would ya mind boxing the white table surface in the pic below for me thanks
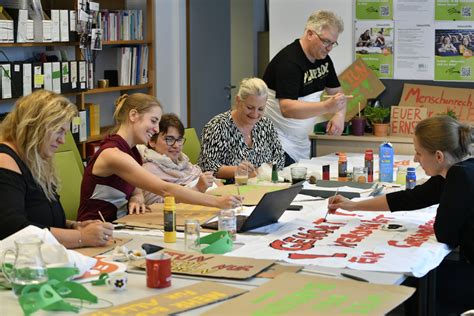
[1,231,406,315]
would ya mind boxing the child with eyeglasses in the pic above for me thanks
[137,113,220,204]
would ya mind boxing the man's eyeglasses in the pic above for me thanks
[164,136,186,146]
[315,32,338,48]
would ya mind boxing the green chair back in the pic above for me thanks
[182,128,201,165]
[54,132,84,220]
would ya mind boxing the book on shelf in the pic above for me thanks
[0,7,14,43]
[85,103,100,137]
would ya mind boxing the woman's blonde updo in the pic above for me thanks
[111,93,162,133]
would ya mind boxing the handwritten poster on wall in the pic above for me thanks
[229,209,450,277]
[390,106,428,136]
[399,83,474,123]
[204,273,415,316]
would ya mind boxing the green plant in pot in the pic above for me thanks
[363,105,390,137]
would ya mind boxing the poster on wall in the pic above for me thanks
[435,0,474,21]
[394,0,435,21]
[434,22,474,81]
[399,84,474,124]
[355,20,395,78]
[394,22,435,80]
[356,0,393,20]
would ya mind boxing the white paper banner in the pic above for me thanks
[230,207,450,277]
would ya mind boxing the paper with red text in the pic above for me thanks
[229,207,450,277]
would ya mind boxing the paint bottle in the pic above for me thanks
[163,196,176,243]
[379,142,394,182]
[271,162,278,183]
[338,152,348,182]
[364,149,374,182]
[406,167,416,190]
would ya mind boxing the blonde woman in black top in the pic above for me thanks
[0,90,113,247]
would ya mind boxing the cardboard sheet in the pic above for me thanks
[132,249,275,280]
[114,203,220,229]
[399,84,474,124]
[203,272,415,316]
[390,105,428,136]
[256,263,303,279]
[74,237,131,257]
[208,184,288,205]
[85,281,247,316]
[337,58,386,122]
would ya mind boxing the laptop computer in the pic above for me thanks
[202,183,303,232]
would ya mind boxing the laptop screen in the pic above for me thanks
[239,184,302,232]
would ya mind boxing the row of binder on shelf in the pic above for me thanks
[101,9,143,42]
[0,7,76,43]
[72,103,101,143]
[0,60,88,100]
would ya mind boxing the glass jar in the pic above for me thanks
[396,167,407,185]
[352,167,368,183]
[218,209,236,240]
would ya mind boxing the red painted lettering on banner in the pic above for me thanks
[334,222,382,248]
[361,214,395,224]
[388,219,434,248]
[288,253,348,260]
[349,251,385,264]
[270,223,345,251]
[270,237,316,251]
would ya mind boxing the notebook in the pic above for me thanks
[202,183,303,232]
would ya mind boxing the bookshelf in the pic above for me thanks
[0,0,155,160]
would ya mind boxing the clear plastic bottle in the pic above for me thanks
[218,209,236,240]
[406,167,416,190]
[163,196,176,243]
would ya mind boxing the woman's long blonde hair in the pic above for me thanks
[0,90,77,200]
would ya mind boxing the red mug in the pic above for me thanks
[146,253,172,288]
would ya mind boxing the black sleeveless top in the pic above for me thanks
[0,144,66,239]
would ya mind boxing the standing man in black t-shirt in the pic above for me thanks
[263,10,347,165]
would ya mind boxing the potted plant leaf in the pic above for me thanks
[363,105,391,137]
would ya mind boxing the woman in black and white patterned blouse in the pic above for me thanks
[198,77,285,181]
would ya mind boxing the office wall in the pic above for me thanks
[268,0,473,109]
[155,0,187,122]
[269,0,354,75]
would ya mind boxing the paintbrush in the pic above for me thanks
[323,188,339,222]
[98,211,116,243]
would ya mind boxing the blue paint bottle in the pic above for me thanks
[379,142,394,182]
